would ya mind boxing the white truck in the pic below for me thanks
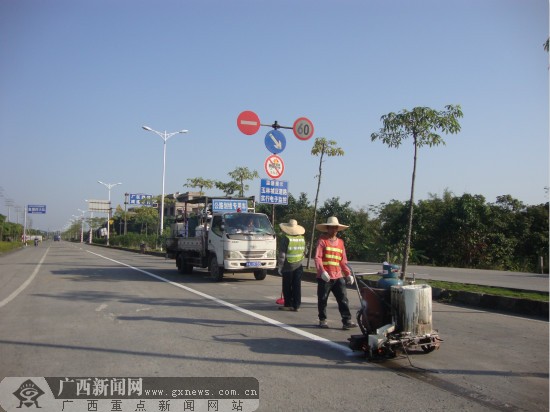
[165,195,277,281]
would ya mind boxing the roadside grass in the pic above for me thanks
[303,268,549,303]
[0,241,24,254]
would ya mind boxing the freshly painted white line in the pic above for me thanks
[95,303,108,312]
[0,248,50,309]
[86,249,353,354]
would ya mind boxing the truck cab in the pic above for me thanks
[209,212,276,280]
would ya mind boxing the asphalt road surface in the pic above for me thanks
[347,261,549,292]
[1,241,548,412]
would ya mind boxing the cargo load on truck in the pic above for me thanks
[165,194,277,281]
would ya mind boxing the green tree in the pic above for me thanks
[414,189,455,265]
[227,166,259,197]
[133,207,158,235]
[306,138,345,268]
[215,180,241,196]
[184,177,215,195]
[442,194,490,267]
[371,105,463,279]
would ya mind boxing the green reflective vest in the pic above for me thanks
[285,235,305,263]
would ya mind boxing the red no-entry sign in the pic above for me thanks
[237,111,261,135]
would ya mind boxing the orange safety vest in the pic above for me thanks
[321,240,344,269]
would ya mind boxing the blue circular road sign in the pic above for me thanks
[264,129,286,154]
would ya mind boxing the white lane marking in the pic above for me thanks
[86,250,353,354]
[0,248,50,309]
[95,304,108,312]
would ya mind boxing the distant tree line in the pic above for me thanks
[256,190,548,274]
[0,214,46,242]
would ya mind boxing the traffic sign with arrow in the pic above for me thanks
[264,129,286,154]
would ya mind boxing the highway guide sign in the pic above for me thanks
[264,129,286,154]
[260,179,288,205]
[129,193,153,206]
[293,117,314,140]
[264,154,285,179]
[27,205,46,214]
[237,110,261,135]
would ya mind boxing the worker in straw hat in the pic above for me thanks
[277,219,306,312]
[314,216,357,329]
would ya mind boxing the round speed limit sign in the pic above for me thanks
[293,117,314,141]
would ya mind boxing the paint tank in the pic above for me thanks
[391,284,433,335]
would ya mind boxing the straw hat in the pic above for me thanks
[279,219,305,236]
[316,216,349,232]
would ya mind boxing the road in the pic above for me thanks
[348,261,549,292]
[0,242,548,412]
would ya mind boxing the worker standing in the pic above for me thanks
[314,216,357,329]
[277,219,306,312]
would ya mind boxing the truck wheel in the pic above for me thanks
[177,255,193,274]
[176,255,185,273]
[254,270,267,280]
[209,256,224,282]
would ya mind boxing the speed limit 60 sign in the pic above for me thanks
[293,117,314,141]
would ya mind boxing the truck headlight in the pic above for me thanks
[224,250,242,259]
[265,250,276,259]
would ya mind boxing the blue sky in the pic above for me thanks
[0,0,548,232]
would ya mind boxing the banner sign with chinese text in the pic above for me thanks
[259,179,288,205]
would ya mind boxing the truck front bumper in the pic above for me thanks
[224,260,276,271]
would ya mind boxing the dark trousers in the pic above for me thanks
[282,266,303,309]
[317,277,352,324]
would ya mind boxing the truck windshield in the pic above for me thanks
[224,213,275,235]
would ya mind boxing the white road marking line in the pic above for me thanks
[95,304,108,312]
[86,250,353,354]
[0,248,50,309]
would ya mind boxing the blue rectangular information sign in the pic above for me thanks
[27,205,46,214]
[212,199,248,213]
[129,193,153,206]
[259,179,288,205]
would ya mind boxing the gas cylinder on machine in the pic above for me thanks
[377,262,403,289]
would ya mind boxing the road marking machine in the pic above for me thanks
[348,264,443,359]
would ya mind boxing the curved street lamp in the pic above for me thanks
[142,125,189,236]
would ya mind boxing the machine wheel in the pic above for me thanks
[254,269,267,280]
[356,309,369,336]
[421,344,437,353]
[209,256,224,282]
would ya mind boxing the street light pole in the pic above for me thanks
[97,181,122,246]
[142,126,189,236]
[123,193,130,235]
[77,208,88,243]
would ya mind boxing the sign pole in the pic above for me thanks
[23,206,27,246]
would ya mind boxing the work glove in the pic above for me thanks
[277,268,283,276]
[321,271,330,282]
[346,275,355,286]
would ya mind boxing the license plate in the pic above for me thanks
[245,262,262,267]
